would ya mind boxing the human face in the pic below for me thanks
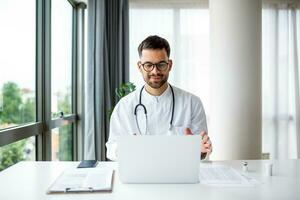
[138,49,172,89]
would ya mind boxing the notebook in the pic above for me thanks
[118,135,201,183]
[47,167,114,193]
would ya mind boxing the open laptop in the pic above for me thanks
[117,135,201,184]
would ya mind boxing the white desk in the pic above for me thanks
[0,160,299,200]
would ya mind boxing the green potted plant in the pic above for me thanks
[109,82,136,118]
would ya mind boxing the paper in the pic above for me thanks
[47,168,114,193]
[199,164,259,187]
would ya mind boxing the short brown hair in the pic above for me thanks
[138,35,171,58]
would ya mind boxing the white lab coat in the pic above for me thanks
[106,84,208,161]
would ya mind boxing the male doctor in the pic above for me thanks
[106,35,212,161]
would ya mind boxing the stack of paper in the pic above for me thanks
[199,164,259,187]
[47,168,114,193]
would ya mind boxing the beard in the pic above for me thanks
[144,73,169,89]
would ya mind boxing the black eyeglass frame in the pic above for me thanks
[140,61,170,72]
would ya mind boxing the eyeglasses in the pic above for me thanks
[140,61,169,72]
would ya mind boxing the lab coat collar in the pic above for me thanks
[142,84,172,103]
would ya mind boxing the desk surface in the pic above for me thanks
[0,159,299,200]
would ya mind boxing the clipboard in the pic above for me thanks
[47,167,114,194]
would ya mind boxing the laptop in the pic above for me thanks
[117,135,201,184]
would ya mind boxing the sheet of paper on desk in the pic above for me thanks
[47,168,114,193]
[199,164,259,187]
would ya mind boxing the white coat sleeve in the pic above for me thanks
[190,97,208,134]
[191,97,209,161]
[106,103,123,161]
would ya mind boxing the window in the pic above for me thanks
[50,0,75,161]
[51,0,73,118]
[0,0,36,171]
[262,3,300,159]
[0,90,3,112]
[51,125,73,161]
[0,0,86,170]
[0,0,36,129]
[0,137,35,171]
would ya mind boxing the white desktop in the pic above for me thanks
[0,159,300,200]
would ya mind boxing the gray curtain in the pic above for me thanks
[85,0,129,160]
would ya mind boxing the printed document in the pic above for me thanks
[199,164,259,187]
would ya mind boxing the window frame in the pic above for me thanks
[0,0,86,163]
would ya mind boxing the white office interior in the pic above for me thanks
[0,0,300,199]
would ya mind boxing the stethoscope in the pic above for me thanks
[134,84,175,135]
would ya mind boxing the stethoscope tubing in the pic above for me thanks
[134,84,175,135]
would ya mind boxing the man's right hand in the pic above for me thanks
[184,128,212,156]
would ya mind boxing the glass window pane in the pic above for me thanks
[51,0,73,118]
[51,125,73,161]
[0,136,36,171]
[0,1,36,129]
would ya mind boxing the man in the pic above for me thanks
[106,35,212,161]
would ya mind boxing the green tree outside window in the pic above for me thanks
[0,82,35,171]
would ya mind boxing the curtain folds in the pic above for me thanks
[85,0,129,160]
[262,2,300,159]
